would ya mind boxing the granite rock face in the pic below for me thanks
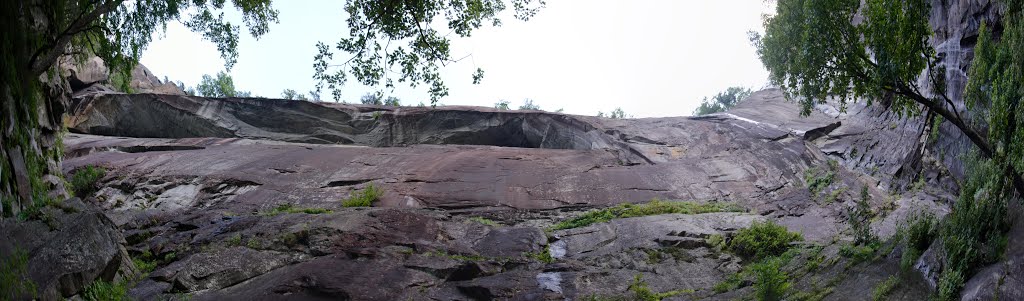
[56,88,955,300]
[31,1,1018,299]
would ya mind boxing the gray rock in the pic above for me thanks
[0,199,131,300]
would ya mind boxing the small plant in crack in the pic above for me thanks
[803,165,836,197]
[342,184,383,207]
[227,233,243,246]
[525,245,554,264]
[467,216,500,227]
[262,203,333,216]
[552,199,744,230]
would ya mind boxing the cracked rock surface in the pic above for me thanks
[50,88,1004,300]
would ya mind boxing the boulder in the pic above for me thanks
[0,199,132,300]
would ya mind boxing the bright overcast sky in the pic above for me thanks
[140,0,775,117]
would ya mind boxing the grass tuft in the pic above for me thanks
[552,199,744,230]
[262,203,333,216]
[70,165,106,197]
[1,248,36,300]
[82,278,129,301]
[341,184,383,207]
[871,275,899,301]
[899,210,936,272]
[803,161,837,196]
[525,245,555,264]
[468,216,499,227]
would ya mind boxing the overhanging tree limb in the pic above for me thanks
[29,0,124,75]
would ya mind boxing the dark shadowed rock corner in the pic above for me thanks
[0,198,134,300]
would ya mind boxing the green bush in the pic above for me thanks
[847,186,876,245]
[729,220,802,260]
[227,234,243,246]
[341,184,383,207]
[899,211,936,272]
[626,275,688,301]
[706,234,726,251]
[803,165,836,196]
[552,200,744,230]
[752,257,790,301]
[937,157,1011,300]
[70,165,106,197]
[82,279,129,301]
[839,243,877,264]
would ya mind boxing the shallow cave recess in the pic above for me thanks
[370,111,616,151]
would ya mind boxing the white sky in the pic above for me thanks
[140,0,774,117]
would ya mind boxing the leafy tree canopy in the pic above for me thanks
[518,99,539,110]
[361,92,382,105]
[494,100,510,110]
[281,89,308,100]
[312,0,546,104]
[756,0,1024,298]
[50,0,277,88]
[598,108,628,119]
[693,87,752,116]
[753,0,1013,167]
[197,71,253,97]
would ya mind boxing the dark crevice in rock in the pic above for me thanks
[803,121,842,141]
[269,168,296,174]
[322,179,377,188]
[117,145,205,153]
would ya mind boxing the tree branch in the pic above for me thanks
[29,0,123,75]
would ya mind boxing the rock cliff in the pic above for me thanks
[51,87,974,300]
[3,1,1020,300]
